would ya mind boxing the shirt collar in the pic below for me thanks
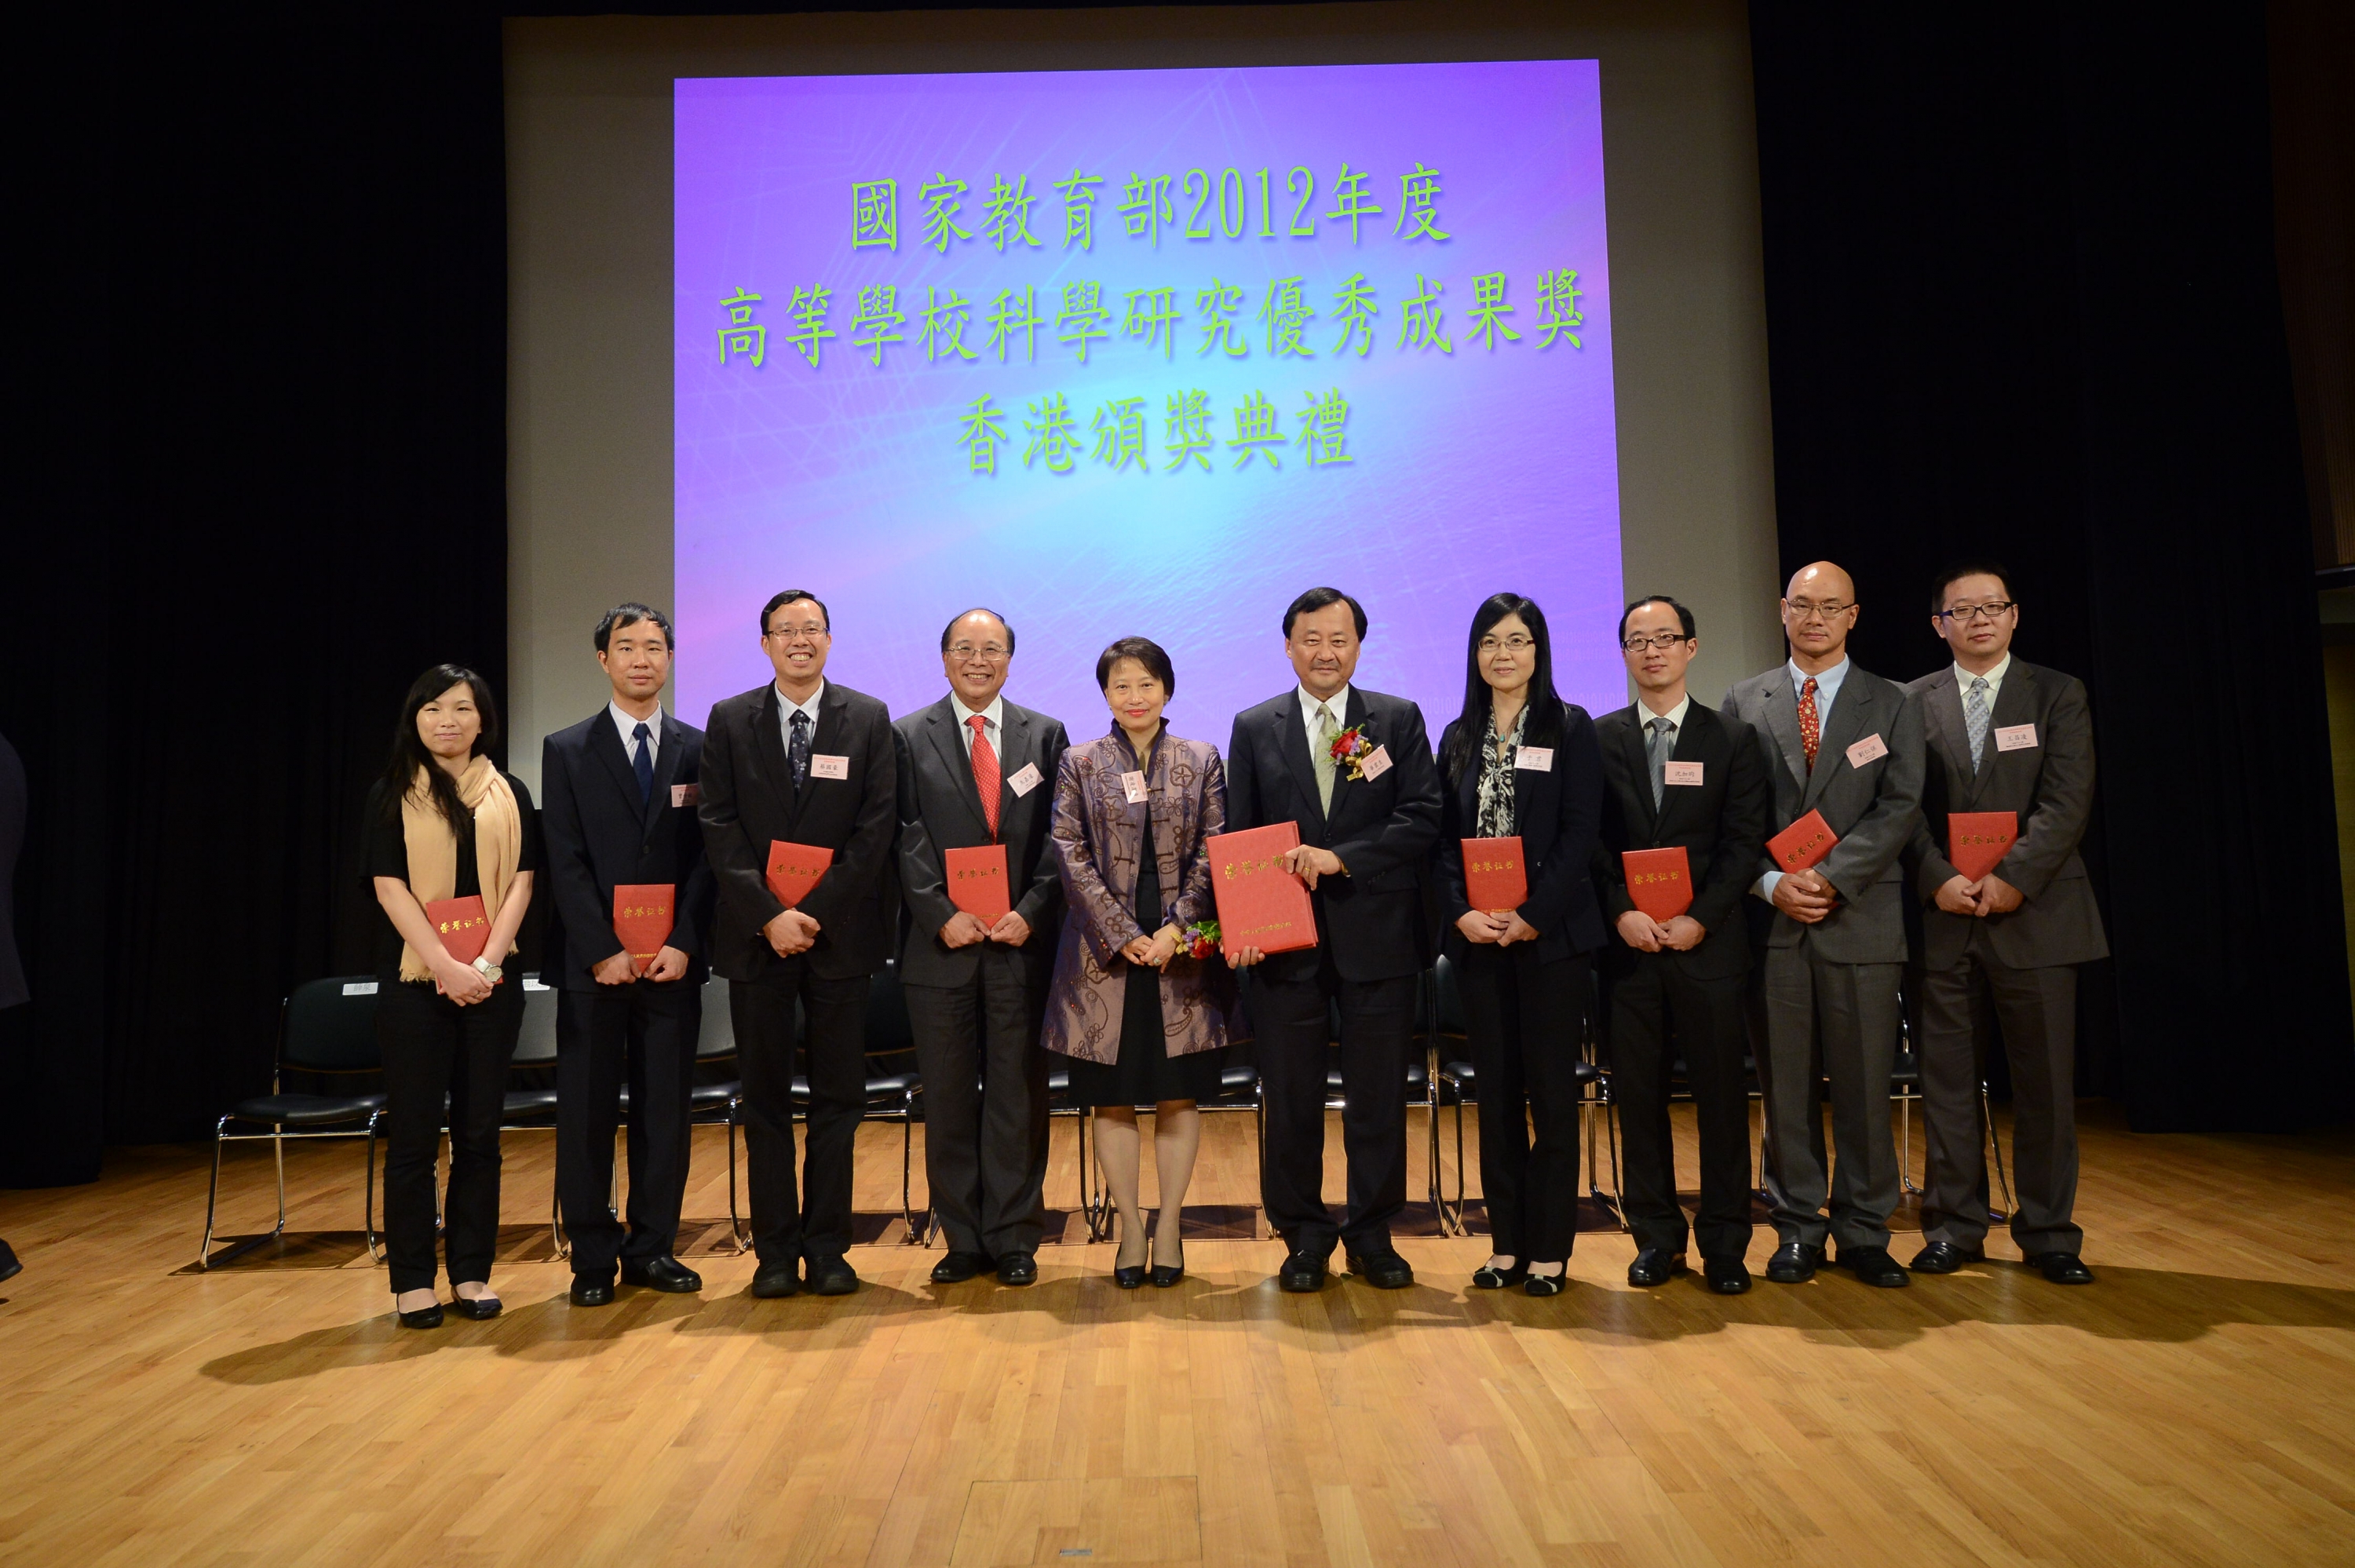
[1787,656,1849,698]
[775,680,827,720]
[1953,654,2011,693]
[952,693,1006,734]
[610,701,662,749]
[1635,691,1692,731]
[1298,684,1353,725]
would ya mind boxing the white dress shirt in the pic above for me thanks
[1755,657,1852,903]
[952,693,1006,759]
[1952,652,2012,705]
[1634,690,1692,733]
[1297,683,1353,744]
[776,680,827,757]
[609,702,663,768]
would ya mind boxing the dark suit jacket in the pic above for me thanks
[893,695,1071,987]
[1591,698,1772,983]
[0,728,24,1009]
[1722,662,1924,965]
[1224,686,1443,983]
[538,708,716,994]
[1903,658,2109,969]
[1434,699,1606,965]
[699,680,897,983]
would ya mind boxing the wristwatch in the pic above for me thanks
[473,955,504,984]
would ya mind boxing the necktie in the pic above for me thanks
[1312,702,1339,812]
[1964,675,1992,770]
[788,708,812,792]
[630,720,654,805]
[968,713,1001,838]
[1797,676,1821,772]
[1647,717,1674,809]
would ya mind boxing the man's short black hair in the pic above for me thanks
[940,607,1016,655]
[1618,595,1697,644]
[1283,586,1367,639]
[594,602,674,654]
[1096,636,1176,698]
[759,590,831,636]
[1928,560,2016,613]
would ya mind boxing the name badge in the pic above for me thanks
[1513,746,1554,771]
[670,782,700,808]
[1360,745,1393,780]
[1846,733,1889,768]
[1120,770,1148,804]
[1007,761,1043,797]
[810,754,850,781]
[1664,760,1705,786]
[1994,724,2038,753]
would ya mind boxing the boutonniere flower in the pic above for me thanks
[1178,918,1221,961]
[1329,722,1375,781]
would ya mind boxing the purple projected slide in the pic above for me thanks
[674,60,1621,741]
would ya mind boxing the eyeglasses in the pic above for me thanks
[947,643,1010,662]
[1784,599,1853,622]
[1620,633,1692,652]
[765,623,828,640]
[1933,600,2015,624]
[1477,634,1535,654]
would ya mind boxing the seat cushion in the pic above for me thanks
[227,1093,385,1128]
[502,1088,562,1121]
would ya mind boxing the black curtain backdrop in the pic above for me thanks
[1749,2,2353,1130]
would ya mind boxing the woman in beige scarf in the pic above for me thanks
[366,665,539,1329]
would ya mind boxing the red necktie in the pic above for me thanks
[968,714,1001,839]
[1797,676,1820,771]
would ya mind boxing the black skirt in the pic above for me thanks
[1065,818,1225,1110]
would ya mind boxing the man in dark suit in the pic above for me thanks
[699,589,897,1298]
[1903,563,2106,1285]
[1226,587,1443,1292]
[1594,596,1771,1294]
[540,603,718,1307]
[1722,561,1924,1289]
[894,608,1069,1288]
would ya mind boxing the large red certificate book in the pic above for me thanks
[1205,822,1318,954]
[765,841,834,910]
[425,895,491,965]
[1947,811,2018,883]
[1765,810,1838,874]
[1460,837,1528,913]
[613,883,675,975]
[1621,847,1693,922]
[944,844,1012,923]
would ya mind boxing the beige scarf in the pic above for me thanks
[399,755,523,982]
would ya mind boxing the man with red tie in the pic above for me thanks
[893,610,1070,1286]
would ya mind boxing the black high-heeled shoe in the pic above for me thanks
[1112,1235,1148,1289]
[396,1301,445,1329]
[449,1294,502,1321]
[1471,1260,1529,1290]
[1149,1236,1185,1288]
[1522,1265,1568,1298]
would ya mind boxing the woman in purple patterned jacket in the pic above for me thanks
[1044,637,1235,1288]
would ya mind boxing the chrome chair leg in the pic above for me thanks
[727,1096,750,1253]
[1983,1083,2014,1220]
[365,1113,385,1264]
[1899,1089,1922,1196]
[197,1116,232,1270]
[272,1126,288,1238]
[901,1106,920,1242]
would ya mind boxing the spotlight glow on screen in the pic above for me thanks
[674,60,1622,741]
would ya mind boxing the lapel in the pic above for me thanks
[1974,662,2038,804]
[926,699,989,839]
[1326,687,1371,826]
[1277,696,1327,830]
[791,684,852,831]
[588,709,646,823]
[1761,672,1809,795]
[1920,669,1968,794]
[1508,702,1546,836]
[1802,668,1870,810]
[998,703,1033,832]
[641,713,686,838]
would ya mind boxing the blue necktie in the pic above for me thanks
[631,721,654,804]
[788,709,812,791]
[1964,676,1991,771]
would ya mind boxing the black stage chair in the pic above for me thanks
[1430,954,1605,1234]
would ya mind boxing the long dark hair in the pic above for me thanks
[378,663,501,830]
[1443,594,1564,785]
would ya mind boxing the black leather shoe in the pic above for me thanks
[449,1294,502,1321]
[1345,1251,1415,1289]
[1627,1248,1688,1288]
[570,1276,616,1307]
[930,1250,993,1284]
[995,1252,1039,1286]
[1277,1249,1329,1293]
[1703,1256,1752,1294]
[1150,1249,1185,1289]
[1909,1241,1986,1274]
[2025,1251,2094,1285]
[1470,1260,1528,1290]
[750,1260,801,1299]
[1112,1263,1147,1289]
[1765,1241,1824,1284]
[1522,1267,1568,1297]
[1837,1245,1911,1288]
[396,1303,445,1329]
[0,1238,21,1284]
[622,1256,703,1293]
[806,1256,860,1296]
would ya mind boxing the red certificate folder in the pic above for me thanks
[765,841,834,909]
[1461,837,1528,913]
[1621,847,1693,922]
[1765,810,1838,874]
[944,844,1012,923]
[1205,822,1318,954]
[1947,811,2018,882]
[613,883,675,975]
[425,895,491,965]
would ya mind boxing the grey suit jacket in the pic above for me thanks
[1903,659,2109,969]
[893,695,1071,988]
[1722,662,1924,965]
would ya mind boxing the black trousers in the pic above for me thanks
[1608,954,1753,1262]
[556,979,700,1279]
[1455,944,1590,1263]
[1254,957,1415,1258]
[732,964,871,1265]
[904,950,1049,1259]
[378,978,523,1294]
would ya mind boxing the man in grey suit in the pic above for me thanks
[894,609,1070,1287]
[1723,561,1924,1288]
[1903,563,2106,1285]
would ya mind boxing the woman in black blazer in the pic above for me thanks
[1435,594,1605,1296]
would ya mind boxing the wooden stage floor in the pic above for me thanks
[2,1103,2353,1566]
